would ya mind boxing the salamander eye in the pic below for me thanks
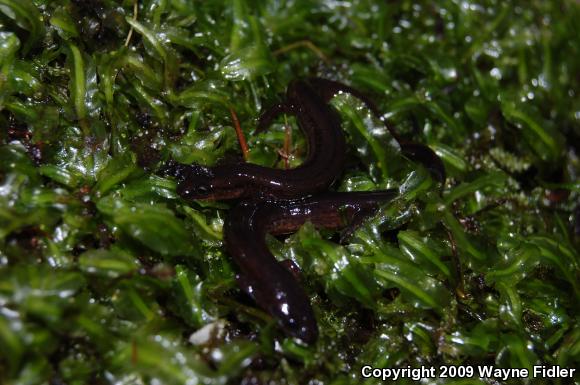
[177,182,212,199]
[196,185,210,195]
[173,163,217,199]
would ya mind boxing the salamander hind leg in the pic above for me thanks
[339,206,380,244]
[400,142,446,183]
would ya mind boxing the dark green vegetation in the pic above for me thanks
[1,0,579,384]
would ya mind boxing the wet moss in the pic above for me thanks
[0,1,578,384]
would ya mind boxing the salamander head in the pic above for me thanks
[173,163,217,200]
[171,163,243,201]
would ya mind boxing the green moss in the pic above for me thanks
[0,1,578,384]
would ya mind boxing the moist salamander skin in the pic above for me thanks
[224,190,397,344]
[172,78,443,342]
[173,78,347,201]
[171,77,445,201]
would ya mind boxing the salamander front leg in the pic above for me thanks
[339,206,379,244]
[400,142,446,183]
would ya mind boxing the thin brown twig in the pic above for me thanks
[229,107,249,161]
[131,339,138,365]
[273,40,330,64]
[124,0,139,47]
[276,115,293,169]
[282,114,291,169]
[446,227,467,300]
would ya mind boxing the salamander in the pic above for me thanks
[169,78,446,342]
[305,78,446,183]
[169,78,444,202]
[224,190,397,343]
[172,79,347,200]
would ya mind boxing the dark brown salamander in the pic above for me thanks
[172,78,347,200]
[224,190,397,343]
[169,79,444,202]
[305,78,446,183]
[170,78,446,342]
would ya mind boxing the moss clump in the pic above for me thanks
[0,1,578,384]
